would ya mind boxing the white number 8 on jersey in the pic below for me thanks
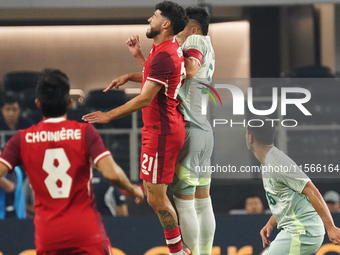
[42,148,72,199]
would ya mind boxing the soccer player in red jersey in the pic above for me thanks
[0,69,144,255]
[82,2,189,254]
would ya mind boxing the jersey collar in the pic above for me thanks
[43,117,67,123]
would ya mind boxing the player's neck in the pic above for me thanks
[253,144,274,165]
[153,33,174,46]
[43,114,67,120]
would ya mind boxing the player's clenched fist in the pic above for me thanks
[126,34,142,58]
[131,185,144,205]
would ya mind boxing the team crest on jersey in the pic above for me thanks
[177,47,183,58]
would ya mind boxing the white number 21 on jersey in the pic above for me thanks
[42,148,72,199]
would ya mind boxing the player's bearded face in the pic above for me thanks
[146,25,161,38]
[146,10,164,39]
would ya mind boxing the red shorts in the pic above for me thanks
[37,240,112,255]
[140,128,185,184]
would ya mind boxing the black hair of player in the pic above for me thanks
[36,69,70,118]
[247,115,276,145]
[185,6,210,35]
[1,92,20,108]
[155,1,189,35]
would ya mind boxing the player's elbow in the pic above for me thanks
[302,181,318,197]
[139,97,152,108]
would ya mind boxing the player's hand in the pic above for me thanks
[104,74,130,92]
[260,224,273,248]
[126,35,142,58]
[131,184,144,205]
[327,226,340,245]
[82,111,111,124]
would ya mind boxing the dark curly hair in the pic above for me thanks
[185,6,210,35]
[155,1,189,35]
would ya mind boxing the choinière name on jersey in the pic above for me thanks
[25,128,81,143]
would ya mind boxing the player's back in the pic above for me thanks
[19,118,106,250]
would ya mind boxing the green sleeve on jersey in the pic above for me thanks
[279,170,310,194]
[182,35,205,55]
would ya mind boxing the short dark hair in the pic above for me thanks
[2,92,20,107]
[185,6,210,35]
[155,1,189,35]
[247,116,276,145]
[36,69,70,118]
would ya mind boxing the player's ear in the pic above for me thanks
[163,20,171,30]
[67,98,72,108]
[35,99,41,109]
[192,27,198,34]
[249,134,254,144]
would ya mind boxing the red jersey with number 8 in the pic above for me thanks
[0,117,111,251]
[142,38,186,135]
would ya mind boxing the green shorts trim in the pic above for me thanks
[171,163,211,195]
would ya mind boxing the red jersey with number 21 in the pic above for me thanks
[0,117,111,251]
[142,38,186,135]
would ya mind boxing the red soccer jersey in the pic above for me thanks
[0,117,111,251]
[142,38,186,135]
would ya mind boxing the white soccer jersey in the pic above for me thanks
[179,34,215,131]
[262,146,324,236]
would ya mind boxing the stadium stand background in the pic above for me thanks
[1,1,340,254]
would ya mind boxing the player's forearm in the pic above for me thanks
[0,177,15,193]
[304,184,335,231]
[127,73,143,83]
[97,156,135,195]
[135,55,146,68]
[108,163,136,196]
[267,215,277,227]
[106,94,150,120]
[109,169,135,195]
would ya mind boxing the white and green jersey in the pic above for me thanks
[262,146,325,236]
[179,34,215,131]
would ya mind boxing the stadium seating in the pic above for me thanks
[85,89,129,110]
[3,71,39,93]
[84,89,132,129]
[289,65,334,78]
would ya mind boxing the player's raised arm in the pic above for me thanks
[126,35,146,67]
[302,181,340,244]
[104,73,143,92]
[96,155,144,204]
[83,80,161,124]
